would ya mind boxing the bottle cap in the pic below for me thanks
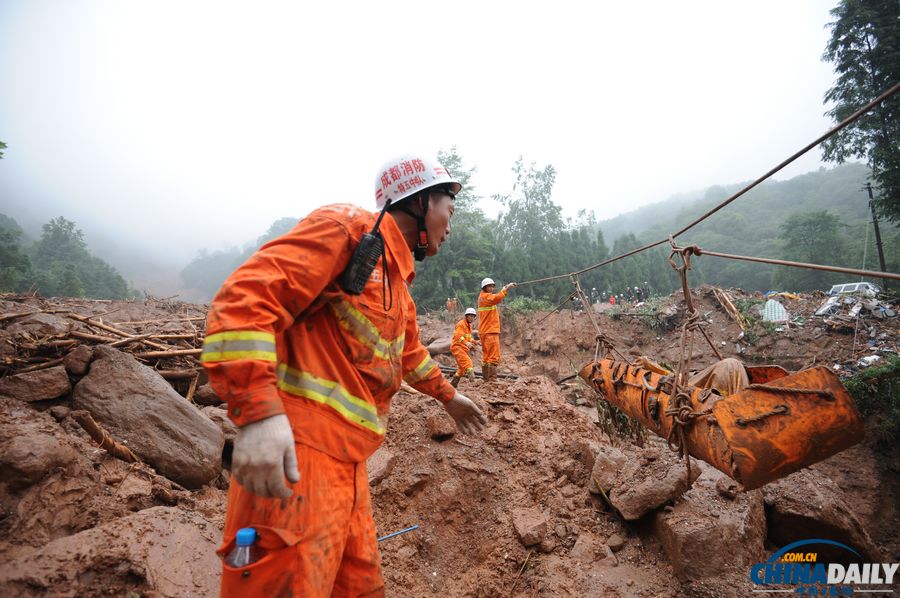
[235,528,257,546]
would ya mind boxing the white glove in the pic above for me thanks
[443,392,488,435]
[231,414,300,499]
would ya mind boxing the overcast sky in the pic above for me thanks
[0,1,839,270]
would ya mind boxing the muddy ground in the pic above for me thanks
[0,288,896,597]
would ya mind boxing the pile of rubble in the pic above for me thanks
[815,293,896,325]
[0,291,896,596]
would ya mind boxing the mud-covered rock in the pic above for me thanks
[193,383,222,406]
[606,533,626,552]
[49,405,70,421]
[653,468,766,581]
[0,397,81,491]
[589,446,628,495]
[367,447,396,486]
[63,345,93,376]
[0,366,71,402]
[426,413,456,441]
[570,533,617,565]
[512,507,548,547]
[609,446,701,520]
[0,506,221,597]
[763,468,881,562]
[73,346,224,488]
[201,406,237,444]
[5,313,72,337]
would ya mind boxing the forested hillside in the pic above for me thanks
[0,215,136,299]
[177,155,896,310]
[413,157,897,309]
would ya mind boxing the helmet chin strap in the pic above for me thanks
[397,194,430,261]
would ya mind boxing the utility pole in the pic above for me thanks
[862,182,888,288]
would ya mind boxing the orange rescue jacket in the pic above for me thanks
[201,204,455,463]
[451,318,476,351]
[478,288,507,334]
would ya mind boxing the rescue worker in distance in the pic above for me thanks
[478,277,516,382]
[450,307,479,387]
[202,154,488,597]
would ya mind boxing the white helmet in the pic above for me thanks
[465,307,477,316]
[481,277,495,289]
[375,155,462,210]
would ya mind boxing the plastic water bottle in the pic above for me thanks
[224,528,266,568]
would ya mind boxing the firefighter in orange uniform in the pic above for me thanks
[478,277,516,382]
[202,155,488,597]
[450,307,479,387]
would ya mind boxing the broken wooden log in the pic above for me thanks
[65,313,174,351]
[17,357,66,373]
[72,409,139,463]
[134,348,203,359]
[108,334,152,348]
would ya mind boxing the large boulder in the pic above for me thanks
[608,445,701,520]
[426,337,451,355]
[0,366,71,402]
[763,468,881,562]
[653,468,766,581]
[0,506,221,598]
[73,346,224,488]
[5,313,72,337]
[0,397,81,491]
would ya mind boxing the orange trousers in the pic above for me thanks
[482,333,500,366]
[451,345,474,377]
[218,442,383,598]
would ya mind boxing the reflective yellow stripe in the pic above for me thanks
[201,350,277,363]
[405,355,438,384]
[478,306,497,312]
[331,300,404,360]
[205,331,275,344]
[201,331,276,363]
[276,365,385,434]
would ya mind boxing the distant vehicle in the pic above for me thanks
[827,282,881,297]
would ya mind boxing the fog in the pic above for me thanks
[0,1,838,293]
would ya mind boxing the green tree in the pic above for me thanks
[774,211,848,291]
[0,140,6,159]
[28,216,129,299]
[493,157,568,298]
[54,263,85,297]
[32,217,90,269]
[0,226,32,292]
[822,0,900,223]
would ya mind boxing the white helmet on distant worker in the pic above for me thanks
[480,277,495,289]
[465,307,477,316]
[374,155,462,210]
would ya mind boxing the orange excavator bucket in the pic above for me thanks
[579,358,863,490]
